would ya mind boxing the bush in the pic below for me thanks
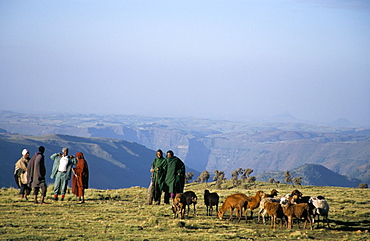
[358,183,368,189]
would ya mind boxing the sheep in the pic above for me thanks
[204,190,219,216]
[264,201,284,229]
[258,197,281,224]
[172,193,186,219]
[183,191,197,216]
[309,196,330,228]
[280,197,313,230]
[291,189,303,198]
[295,195,312,204]
[291,193,315,216]
[231,193,250,222]
[217,193,248,222]
[265,189,279,198]
[246,190,265,221]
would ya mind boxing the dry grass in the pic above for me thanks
[0,181,369,240]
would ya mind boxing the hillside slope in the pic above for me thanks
[0,133,176,189]
[256,164,362,187]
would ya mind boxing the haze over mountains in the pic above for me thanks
[1,110,369,188]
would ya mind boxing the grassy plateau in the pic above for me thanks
[0,181,369,240]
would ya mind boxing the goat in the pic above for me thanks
[281,197,313,230]
[217,193,248,222]
[258,197,281,224]
[264,201,284,229]
[172,193,186,219]
[309,196,330,228]
[183,191,197,216]
[204,190,219,216]
[246,190,265,221]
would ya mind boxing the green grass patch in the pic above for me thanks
[0,182,369,240]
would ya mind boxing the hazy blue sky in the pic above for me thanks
[1,0,369,126]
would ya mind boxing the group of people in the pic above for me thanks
[14,146,182,205]
[146,149,185,205]
[14,146,89,204]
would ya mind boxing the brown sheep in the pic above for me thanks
[183,191,197,216]
[204,190,219,216]
[281,197,313,230]
[264,201,284,229]
[231,193,250,222]
[217,193,248,222]
[291,193,315,217]
[246,190,265,221]
[258,197,281,224]
[172,193,186,219]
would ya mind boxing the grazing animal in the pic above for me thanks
[218,193,248,222]
[291,193,315,217]
[172,193,186,219]
[294,195,312,204]
[309,196,330,228]
[264,201,284,229]
[231,193,250,222]
[183,191,197,216]
[281,197,313,230]
[291,189,303,198]
[204,190,219,216]
[265,189,279,198]
[258,197,281,224]
[246,190,265,221]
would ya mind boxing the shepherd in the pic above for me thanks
[145,149,167,205]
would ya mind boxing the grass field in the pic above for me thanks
[0,181,369,240]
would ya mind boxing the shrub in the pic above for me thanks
[357,183,368,189]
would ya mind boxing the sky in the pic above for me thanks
[1,0,370,127]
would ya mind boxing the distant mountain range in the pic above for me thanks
[257,164,362,187]
[0,133,199,189]
[0,110,369,188]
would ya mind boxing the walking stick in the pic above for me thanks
[153,169,158,201]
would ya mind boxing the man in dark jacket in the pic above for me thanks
[163,150,185,204]
[145,149,167,205]
[27,146,47,204]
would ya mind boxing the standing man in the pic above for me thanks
[14,149,31,200]
[27,146,47,204]
[50,148,77,201]
[146,149,167,205]
[164,150,185,204]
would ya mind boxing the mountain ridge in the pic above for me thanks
[256,163,362,187]
[1,111,369,186]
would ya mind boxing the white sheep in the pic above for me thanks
[309,196,330,228]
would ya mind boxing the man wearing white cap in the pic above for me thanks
[14,149,31,200]
[50,148,77,201]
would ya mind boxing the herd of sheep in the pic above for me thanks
[172,189,330,230]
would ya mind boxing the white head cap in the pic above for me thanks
[22,149,29,156]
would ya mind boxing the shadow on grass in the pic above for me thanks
[329,219,370,232]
